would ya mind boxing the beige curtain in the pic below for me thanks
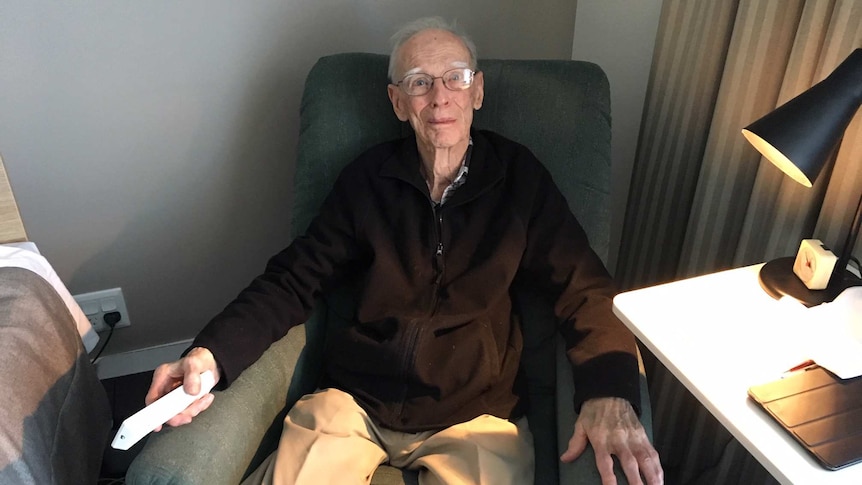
[619,0,862,290]
[617,1,861,483]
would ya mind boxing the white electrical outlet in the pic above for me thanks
[73,288,131,332]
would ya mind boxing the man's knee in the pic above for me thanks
[287,388,370,432]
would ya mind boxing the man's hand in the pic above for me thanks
[145,347,221,431]
[560,396,663,485]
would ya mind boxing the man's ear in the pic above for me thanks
[388,84,409,122]
[472,71,485,110]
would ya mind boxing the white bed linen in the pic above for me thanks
[0,242,98,352]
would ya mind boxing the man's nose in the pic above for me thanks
[429,78,450,105]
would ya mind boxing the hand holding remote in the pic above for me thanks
[111,370,216,450]
[145,346,220,430]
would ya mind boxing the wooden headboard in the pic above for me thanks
[0,154,28,244]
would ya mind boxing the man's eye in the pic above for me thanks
[448,72,462,82]
[411,78,430,87]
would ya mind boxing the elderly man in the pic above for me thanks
[147,17,663,485]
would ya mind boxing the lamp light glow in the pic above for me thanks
[741,130,813,187]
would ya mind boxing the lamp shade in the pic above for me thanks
[742,48,862,307]
[742,48,862,187]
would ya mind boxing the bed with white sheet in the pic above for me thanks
[0,155,111,484]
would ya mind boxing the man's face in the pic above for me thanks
[387,29,484,155]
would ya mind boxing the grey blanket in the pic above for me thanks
[0,267,111,484]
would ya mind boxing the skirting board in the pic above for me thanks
[94,339,194,380]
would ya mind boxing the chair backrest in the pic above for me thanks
[292,53,611,263]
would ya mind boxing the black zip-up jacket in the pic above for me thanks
[193,130,640,432]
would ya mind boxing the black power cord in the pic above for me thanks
[89,311,122,364]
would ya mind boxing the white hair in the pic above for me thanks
[388,16,478,82]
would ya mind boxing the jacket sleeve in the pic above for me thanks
[191,167,366,388]
[517,160,641,414]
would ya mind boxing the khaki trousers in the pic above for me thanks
[242,388,534,485]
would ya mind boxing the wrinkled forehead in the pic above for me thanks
[395,29,472,77]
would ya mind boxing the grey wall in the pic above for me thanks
[0,1,579,354]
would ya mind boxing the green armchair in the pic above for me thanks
[126,53,652,485]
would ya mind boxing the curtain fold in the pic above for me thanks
[618,1,861,483]
[618,0,739,289]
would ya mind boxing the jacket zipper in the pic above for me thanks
[395,199,445,420]
[431,204,445,315]
[394,321,423,418]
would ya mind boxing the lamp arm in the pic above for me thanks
[831,189,862,285]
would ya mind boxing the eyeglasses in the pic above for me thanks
[395,68,476,96]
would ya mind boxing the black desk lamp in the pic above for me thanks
[742,48,862,307]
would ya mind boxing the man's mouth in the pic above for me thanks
[428,118,456,125]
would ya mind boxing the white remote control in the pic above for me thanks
[111,370,216,450]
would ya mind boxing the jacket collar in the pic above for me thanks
[379,129,505,206]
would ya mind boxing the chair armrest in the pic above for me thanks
[556,336,654,484]
[126,325,307,485]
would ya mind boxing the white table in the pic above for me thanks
[613,264,862,485]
